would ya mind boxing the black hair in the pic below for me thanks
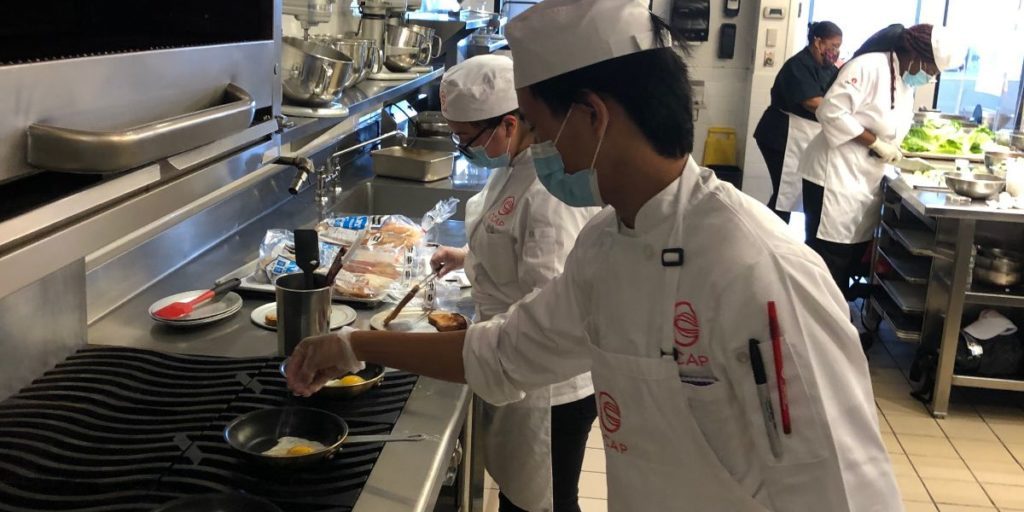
[526,13,694,159]
[467,109,521,130]
[847,23,934,110]
[807,21,842,44]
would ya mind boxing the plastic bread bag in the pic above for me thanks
[420,197,460,241]
[332,268,396,300]
[255,229,294,284]
[316,215,385,246]
[256,229,343,283]
[364,215,425,251]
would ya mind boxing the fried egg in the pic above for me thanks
[261,436,327,457]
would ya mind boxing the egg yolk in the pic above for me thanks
[339,375,366,386]
[286,444,317,456]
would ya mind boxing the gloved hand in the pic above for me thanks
[868,138,903,163]
[430,246,467,277]
[286,326,364,397]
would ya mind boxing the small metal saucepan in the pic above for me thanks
[152,493,282,512]
[223,407,425,469]
[278,360,385,399]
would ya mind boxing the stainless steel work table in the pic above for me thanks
[884,175,1024,418]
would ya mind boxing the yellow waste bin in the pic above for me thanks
[702,127,737,167]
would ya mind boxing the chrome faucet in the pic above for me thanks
[274,155,317,195]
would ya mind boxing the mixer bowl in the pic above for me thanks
[281,36,354,106]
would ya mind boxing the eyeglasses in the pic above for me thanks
[451,124,495,158]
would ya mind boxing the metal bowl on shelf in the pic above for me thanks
[984,150,1024,175]
[281,36,355,107]
[310,36,379,87]
[944,172,1005,199]
[973,265,1022,288]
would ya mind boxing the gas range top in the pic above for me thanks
[0,347,418,511]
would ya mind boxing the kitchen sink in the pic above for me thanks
[331,178,478,221]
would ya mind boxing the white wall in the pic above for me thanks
[739,0,807,203]
[652,0,764,198]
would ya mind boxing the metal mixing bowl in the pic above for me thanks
[985,150,1024,175]
[281,36,354,106]
[310,36,373,88]
[944,172,1006,199]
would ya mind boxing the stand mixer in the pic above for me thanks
[283,0,338,39]
[357,0,417,48]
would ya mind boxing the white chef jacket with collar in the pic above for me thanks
[464,156,902,511]
[799,52,916,244]
[463,148,599,512]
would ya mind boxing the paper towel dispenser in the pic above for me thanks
[670,0,710,42]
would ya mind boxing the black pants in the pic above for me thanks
[498,395,598,512]
[802,179,870,300]
[756,139,792,223]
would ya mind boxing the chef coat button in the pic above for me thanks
[736,352,749,364]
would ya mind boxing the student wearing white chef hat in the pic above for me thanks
[288,1,903,510]
[432,54,601,512]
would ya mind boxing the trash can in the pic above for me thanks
[707,164,743,190]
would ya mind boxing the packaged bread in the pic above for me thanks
[333,270,395,299]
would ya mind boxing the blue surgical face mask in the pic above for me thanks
[902,65,933,88]
[465,127,511,169]
[532,106,607,208]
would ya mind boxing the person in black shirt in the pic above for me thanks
[753,21,842,223]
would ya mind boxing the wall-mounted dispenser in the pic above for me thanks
[670,0,710,42]
[719,23,737,59]
[724,0,740,17]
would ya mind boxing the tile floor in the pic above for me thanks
[481,327,1024,512]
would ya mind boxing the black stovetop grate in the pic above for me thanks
[0,346,418,512]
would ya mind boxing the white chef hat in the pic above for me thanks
[505,0,667,89]
[930,25,967,71]
[440,55,518,123]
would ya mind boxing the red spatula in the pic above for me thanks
[153,278,241,320]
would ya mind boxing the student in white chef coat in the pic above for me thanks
[287,1,902,510]
[430,55,600,512]
[798,24,966,304]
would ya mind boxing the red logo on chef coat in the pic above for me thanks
[498,196,516,216]
[674,301,700,348]
[598,392,621,434]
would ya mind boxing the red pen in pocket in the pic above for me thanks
[768,301,792,434]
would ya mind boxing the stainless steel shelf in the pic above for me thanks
[951,374,1024,392]
[882,223,937,258]
[879,277,927,313]
[870,294,922,342]
[964,286,1024,308]
[878,246,930,285]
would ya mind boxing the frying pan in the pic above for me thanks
[223,407,425,468]
[278,360,385,399]
[152,493,282,512]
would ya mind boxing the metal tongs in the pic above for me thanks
[382,270,439,327]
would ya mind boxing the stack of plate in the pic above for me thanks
[148,290,244,327]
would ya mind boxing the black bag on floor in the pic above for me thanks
[955,332,1024,379]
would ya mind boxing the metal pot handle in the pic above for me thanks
[416,44,432,66]
[430,34,443,59]
[370,44,384,74]
[345,433,428,444]
[314,61,335,95]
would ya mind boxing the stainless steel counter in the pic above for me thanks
[883,172,1024,418]
[88,176,475,512]
[887,170,1024,222]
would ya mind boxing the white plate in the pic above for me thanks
[250,303,357,331]
[149,291,243,326]
[369,308,470,332]
[370,307,438,332]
